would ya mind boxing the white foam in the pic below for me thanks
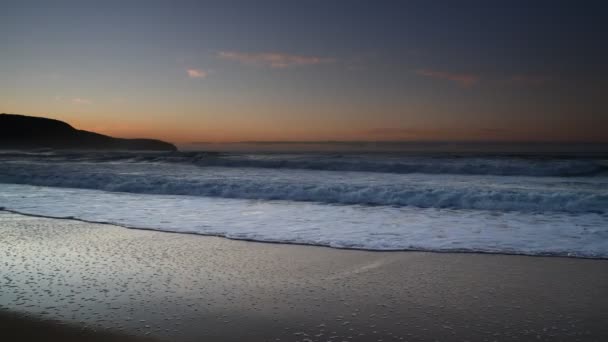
[1,184,607,258]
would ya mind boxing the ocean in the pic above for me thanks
[1,146,607,258]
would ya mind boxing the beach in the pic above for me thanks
[4,1,608,340]
[1,211,607,341]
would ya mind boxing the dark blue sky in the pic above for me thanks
[2,0,607,143]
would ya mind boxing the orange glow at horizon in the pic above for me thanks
[2,101,606,145]
[68,117,608,145]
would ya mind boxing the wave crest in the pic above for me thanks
[1,163,606,213]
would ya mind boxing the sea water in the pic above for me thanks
[0,149,606,258]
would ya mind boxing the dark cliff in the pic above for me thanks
[0,114,177,151]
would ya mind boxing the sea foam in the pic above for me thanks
[1,184,607,258]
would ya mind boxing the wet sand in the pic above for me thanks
[0,310,152,341]
[1,211,607,341]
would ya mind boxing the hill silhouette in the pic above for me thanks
[0,114,177,151]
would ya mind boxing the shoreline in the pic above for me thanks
[1,208,604,260]
[1,211,607,341]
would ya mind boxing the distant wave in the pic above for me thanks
[0,151,606,177]
[0,162,606,213]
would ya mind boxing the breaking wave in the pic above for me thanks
[0,162,606,213]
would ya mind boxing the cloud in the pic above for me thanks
[509,74,551,86]
[218,51,334,68]
[187,68,208,78]
[362,127,515,140]
[362,127,444,137]
[415,69,480,87]
[71,98,92,105]
[364,128,427,135]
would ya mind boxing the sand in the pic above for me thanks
[0,310,152,341]
[1,211,607,341]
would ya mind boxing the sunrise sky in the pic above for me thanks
[2,0,607,145]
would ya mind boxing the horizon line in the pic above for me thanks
[186,140,608,145]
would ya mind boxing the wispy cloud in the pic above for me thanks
[187,68,208,78]
[509,74,551,86]
[363,127,513,140]
[71,98,92,105]
[364,128,428,135]
[415,69,480,87]
[362,127,444,138]
[218,51,334,68]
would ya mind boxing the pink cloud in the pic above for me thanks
[218,51,334,68]
[415,69,480,87]
[187,68,208,78]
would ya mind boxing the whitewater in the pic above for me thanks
[0,150,607,258]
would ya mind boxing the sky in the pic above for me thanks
[1,0,607,144]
